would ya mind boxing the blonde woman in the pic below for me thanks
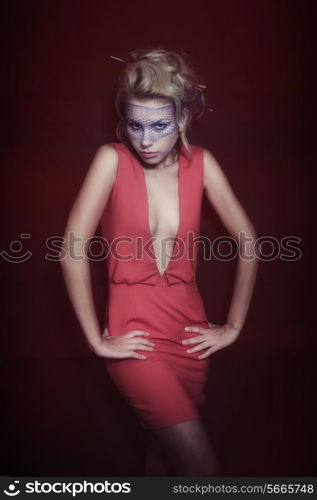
[60,48,259,476]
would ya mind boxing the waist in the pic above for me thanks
[109,274,197,288]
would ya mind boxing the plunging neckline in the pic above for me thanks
[137,149,182,277]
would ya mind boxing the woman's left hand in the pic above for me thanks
[182,322,240,359]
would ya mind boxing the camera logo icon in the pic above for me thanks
[3,481,20,496]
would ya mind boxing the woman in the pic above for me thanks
[60,48,259,476]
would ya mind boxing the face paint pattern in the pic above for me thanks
[125,103,178,142]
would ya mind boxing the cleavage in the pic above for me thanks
[143,165,180,273]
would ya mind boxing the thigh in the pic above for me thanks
[152,418,217,466]
[105,358,201,429]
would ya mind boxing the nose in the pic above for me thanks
[140,128,153,147]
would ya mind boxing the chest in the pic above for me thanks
[143,166,180,238]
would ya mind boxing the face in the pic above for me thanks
[124,96,182,165]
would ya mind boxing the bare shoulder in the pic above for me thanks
[201,146,228,194]
[201,146,218,167]
[96,142,118,156]
[62,144,121,237]
[93,143,119,170]
[86,143,119,187]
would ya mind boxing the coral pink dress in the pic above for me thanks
[101,142,210,429]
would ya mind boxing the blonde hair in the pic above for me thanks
[114,47,208,152]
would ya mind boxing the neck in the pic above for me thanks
[160,145,178,168]
[147,143,179,170]
[127,140,181,170]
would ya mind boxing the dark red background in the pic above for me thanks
[2,0,316,476]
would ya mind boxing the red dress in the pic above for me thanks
[101,142,210,429]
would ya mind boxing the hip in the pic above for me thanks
[105,279,209,342]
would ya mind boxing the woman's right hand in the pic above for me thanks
[89,327,155,359]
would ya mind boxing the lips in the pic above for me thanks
[140,151,158,158]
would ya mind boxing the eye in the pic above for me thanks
[153,122,168,130]
[128,122,142,131]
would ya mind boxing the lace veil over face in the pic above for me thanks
[125,103,178,142]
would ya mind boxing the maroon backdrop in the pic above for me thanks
[2,0,316,476]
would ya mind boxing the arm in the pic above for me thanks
[202,148,259,334]
[60,144,118,350]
